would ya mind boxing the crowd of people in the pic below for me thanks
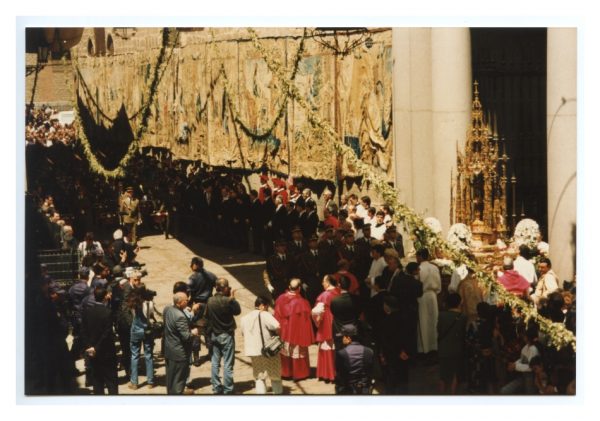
[26,105,78,147]
[25,140,576,396]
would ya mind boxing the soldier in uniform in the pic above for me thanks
[287,226,307,262]
[294,234,323,306]
[382,225,405,259]
[263,239,291,301]
[338,230,358,275]
[318,226,338,276]
[354,223,373,306]
[120,186,141,243]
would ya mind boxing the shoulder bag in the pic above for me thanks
[258,312,284,357]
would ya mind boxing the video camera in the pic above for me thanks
[141,287,157,301]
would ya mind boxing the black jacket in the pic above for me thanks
[81,302,117,362]
[331,292,360,336]
[335,341,374,393]
[206,294,241,336]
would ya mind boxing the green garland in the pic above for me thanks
[209,29,307,142]
[72,28,179,179]
[247,28,576,352]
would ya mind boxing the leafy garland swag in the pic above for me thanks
[246,28,575,352]
[73,29,307,177]
[72,28,179,179]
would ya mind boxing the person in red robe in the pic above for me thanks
[272,178,289,205]
[311,275,341,382]
[274,278,315,380]
[258,174,271,204]
[497,257,531,299]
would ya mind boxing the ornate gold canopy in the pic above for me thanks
[451,81,511,245]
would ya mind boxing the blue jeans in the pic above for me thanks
[211,332,235,394]
[130,336,154,386]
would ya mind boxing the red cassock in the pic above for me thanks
[313,288,341,381]
[275,291,315,380]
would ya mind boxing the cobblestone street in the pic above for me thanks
[73,232,440,396]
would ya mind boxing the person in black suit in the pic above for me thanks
[318,226,338,276]
[81,287,118,395]
[287,226,307,262]
[337,230,358,274]
[293,234,322,305]
[296,197,307,234]
[249,189,263,254]
[200,182,221,244]
[365,275,390,351]
[380,294,413,394]
[388,261,423,358]
[232,189,250,251]
[163,292,199,394]
[261,188,276,256]
[286,201,300,237]
[302,200,319,239]
[330,276,361,350]
[263,239,291,300]
[382,225,405,259]
[270,195,289,241]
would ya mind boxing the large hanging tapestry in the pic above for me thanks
[72,28,394,181]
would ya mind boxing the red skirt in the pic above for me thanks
[316,346,335,381]
[280,343,310,380]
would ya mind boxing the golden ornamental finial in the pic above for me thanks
[474,80,479,96]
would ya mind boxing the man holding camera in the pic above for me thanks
[205,278,241,394]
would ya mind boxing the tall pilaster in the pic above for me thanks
[431,28,472,233]
[547,28,577,281]
[407,28,434,218]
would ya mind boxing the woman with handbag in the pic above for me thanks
[241,296,283,394]
[127,286,157,390]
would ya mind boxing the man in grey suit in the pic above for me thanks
[163,292,199,394]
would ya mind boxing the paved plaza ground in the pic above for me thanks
[73,233,442,396]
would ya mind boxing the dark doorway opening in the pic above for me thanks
[471,28,548,238]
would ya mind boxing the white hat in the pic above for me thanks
[113,229,123,240]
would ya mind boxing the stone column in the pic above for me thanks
[430,28,472,233]
[547,28,577,281]
[391,28,414,206]
[408,28,434,217]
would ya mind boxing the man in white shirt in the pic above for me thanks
[241,296,282,394]
[356,196,370,220]
[366,243,387,297]
[500,326,540,394]
[514,245,538,290]
[371,210,387,240]
[531,257,560,307]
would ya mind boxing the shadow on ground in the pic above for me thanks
[176,233,269,301]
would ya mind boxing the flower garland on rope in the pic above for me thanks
[72,28,180,179]
[247,27,576,352]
